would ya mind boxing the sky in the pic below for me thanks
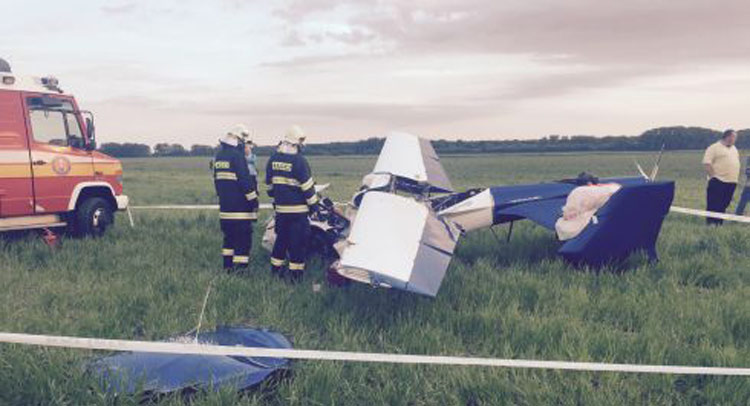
[2,0,750,146]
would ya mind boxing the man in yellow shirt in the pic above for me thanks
[702,129,740,225]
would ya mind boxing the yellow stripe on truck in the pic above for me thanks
[0,164,32,178]
[30,164,94,177]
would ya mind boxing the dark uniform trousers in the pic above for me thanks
[221,217,254,269]
[706,177,736,225]
[221,173,257,269]
[271,213,310,274]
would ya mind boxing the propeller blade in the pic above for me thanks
[649,144,665,181]
[634,160,649,179]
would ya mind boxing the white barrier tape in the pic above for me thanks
[670,206,750,223]
[130,204,272,210]
[130,204,219,210]
[1,332,749,376]
[126,207,135,228]
[130,204,750,226]
[130,202,347,210]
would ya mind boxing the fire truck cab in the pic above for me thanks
[0,58,128,236]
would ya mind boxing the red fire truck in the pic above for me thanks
[0,58,128,235]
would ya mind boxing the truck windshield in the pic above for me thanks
[27,97,84,147]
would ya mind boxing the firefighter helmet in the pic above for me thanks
[282,125,305,145]
[221,124,250,147]
[228,124,250,141]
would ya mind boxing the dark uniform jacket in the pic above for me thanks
[265,149,318,213]
[214,143,259,220]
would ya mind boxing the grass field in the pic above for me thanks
[1,151,750,405]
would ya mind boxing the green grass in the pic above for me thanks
[1,151,750,405]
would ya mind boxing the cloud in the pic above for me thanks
[496,65,670,102]
[100,3,138,15]
[324,28,377,46]
[17,0,747,143]
[265,0,750,105]
[258,54,362,68]
[281,30,307,47]
[272,0,341,22]
[348,0,750,66]
[271,0,750,68]
[176,99,495,129]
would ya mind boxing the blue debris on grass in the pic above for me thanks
[89,326,292,396]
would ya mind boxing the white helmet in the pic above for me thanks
[282,125,305,145]
[219,133,238,147]
[229,124,250,142]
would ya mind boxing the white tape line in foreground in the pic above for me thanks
[130,202,348,211]
[670,206,750,224]
[130,204,273,210]
[1,332,749,376]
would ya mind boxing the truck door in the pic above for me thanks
[0,90,34,217]
[24,94,94,214]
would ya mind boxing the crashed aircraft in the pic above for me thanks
[263,132,675,297]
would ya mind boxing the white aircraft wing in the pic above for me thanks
[371,132,453,192]
[337,191,459,297]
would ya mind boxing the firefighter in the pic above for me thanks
[265,125,320,283]
[214,124,259,271]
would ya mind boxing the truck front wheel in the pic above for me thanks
[74,197,114,237]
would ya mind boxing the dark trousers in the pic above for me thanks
[221,219,253,268]
[706,178,736,225]
[735,187,750,215]
[271,213,310,273]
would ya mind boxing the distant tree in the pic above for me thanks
[739,129,750,148]
[154,143,189,157]
[142,126,750,158]
[190,144,216,156]
[153,143,169,156]
[640,126,721,150]
[99,142,151,157]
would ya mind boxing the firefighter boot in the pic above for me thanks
[288,270,303,284]
[271,265,286,280]
[223,257,233,271]
[270,257,286,279]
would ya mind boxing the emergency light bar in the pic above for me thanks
[0,57,10,73]
[0,58,14,85]
[41,76,62,92]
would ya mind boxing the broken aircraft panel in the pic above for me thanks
[371,131,453,193]
[337,191,459,297]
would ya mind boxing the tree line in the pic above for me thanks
[99,126,750,158]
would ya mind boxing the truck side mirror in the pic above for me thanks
[85,117,96,151]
